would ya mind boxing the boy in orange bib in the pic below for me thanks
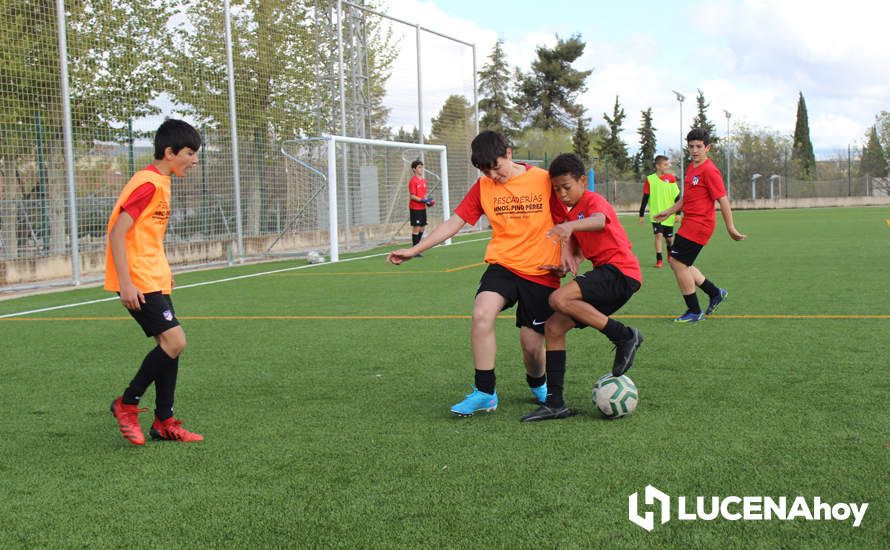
[106,119,203,445]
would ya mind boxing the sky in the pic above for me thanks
[383,0,889,158]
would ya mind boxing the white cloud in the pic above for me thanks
[379,0,885,154]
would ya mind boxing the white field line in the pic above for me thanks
[0,237,490,319]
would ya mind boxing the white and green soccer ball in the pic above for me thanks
[593,374,638,418]
[306,250,326,264]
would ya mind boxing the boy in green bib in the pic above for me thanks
[638,155,680,268]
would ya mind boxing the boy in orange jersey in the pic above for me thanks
[522,153,642,422]
[388,130,562,417]
[106,119,203,445]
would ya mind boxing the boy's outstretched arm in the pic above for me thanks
[653,197,683,223]
[388,215,466,264]
[547,213,606,243]
[716,196,746,241]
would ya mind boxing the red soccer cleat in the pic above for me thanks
[655,259,663,268]
[149,417,204,442]
[110,397,147,445]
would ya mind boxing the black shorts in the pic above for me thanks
[669,234,704,266]
[409,208,427,227]
[477,263,555,334]
[125,291,180,337]
[651,222,674,238]
[574,264,641,321]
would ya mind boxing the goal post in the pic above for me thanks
[278,134,451,263]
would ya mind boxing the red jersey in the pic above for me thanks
[120,165,163,220]
[678,158,726,245]
[553,191,641,283]
[409,175,428,210]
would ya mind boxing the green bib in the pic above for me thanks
[647,173,680,226]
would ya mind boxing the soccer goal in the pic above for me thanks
[274,135,451,262]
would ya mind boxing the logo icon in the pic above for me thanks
[691,176,700,186]
[628,485,670,531]
[162,309,173,321]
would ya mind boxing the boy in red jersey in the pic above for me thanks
[106,119,204,445]
[654,128,746,323]
[388,131,561,417]
[408,159,434,253]
[521,153,643,422]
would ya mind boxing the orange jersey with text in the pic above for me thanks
[104,168,173,294]
[455,164,560,287]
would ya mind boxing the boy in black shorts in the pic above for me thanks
[522,153,643,422]
[389,131,562,416]
[653,128,746,323]
[638,155,680,268]
[105,120,203,444]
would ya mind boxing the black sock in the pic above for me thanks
[475,369,496,395]
[544,351,566,407]
[683,293,701,314]
[411,233,420,245]
[656,252,663,261]
[417,231,424,242]
[154,355,179,421]
[600,318,633,343]
[123,346,171,405]
[699,278,720,299]
[526,374,546,389]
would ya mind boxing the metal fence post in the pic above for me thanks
[55,0,80,284]
[223,0,244,258]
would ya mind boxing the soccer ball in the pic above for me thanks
[306,250,326,264]
[593,374,638,418]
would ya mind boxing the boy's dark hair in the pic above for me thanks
[411,159,423,170]
[548,153,586,180]
[154,119,202,160]
[654,155,669,164]
[470,130,510,171]
[686,127,710,146]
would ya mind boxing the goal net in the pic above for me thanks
[274,135,458,261]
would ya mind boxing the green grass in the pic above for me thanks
[1,207,888,548]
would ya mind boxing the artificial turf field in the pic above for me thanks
[1,206,888,548]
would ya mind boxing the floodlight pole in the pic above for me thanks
[672,91,686,195]
[723,110,732,200]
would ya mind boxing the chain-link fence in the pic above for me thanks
[0,0,478,287]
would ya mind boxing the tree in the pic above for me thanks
[637,108,657,176]
[429,94,474,190]
[691,89,719,161]
[691,89,718,140]
[168,0,395,234]
[514,34,592,130]
[792,92,816,179]
[478,39,517,137]
[875,111,890,155]
[572,116,591,165]
[730,122,791,194]
[1,1,173,254]
[600,96,630,173]
[859,125,888,177]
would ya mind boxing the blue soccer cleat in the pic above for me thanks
[530,382,548,405]
[450,388,498,417]
[706,288,729,316]
[673,311,705,323]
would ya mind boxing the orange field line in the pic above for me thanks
[3,313,890,322]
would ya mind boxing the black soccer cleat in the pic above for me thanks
[520,404,576,422]
[612,327,643,377]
